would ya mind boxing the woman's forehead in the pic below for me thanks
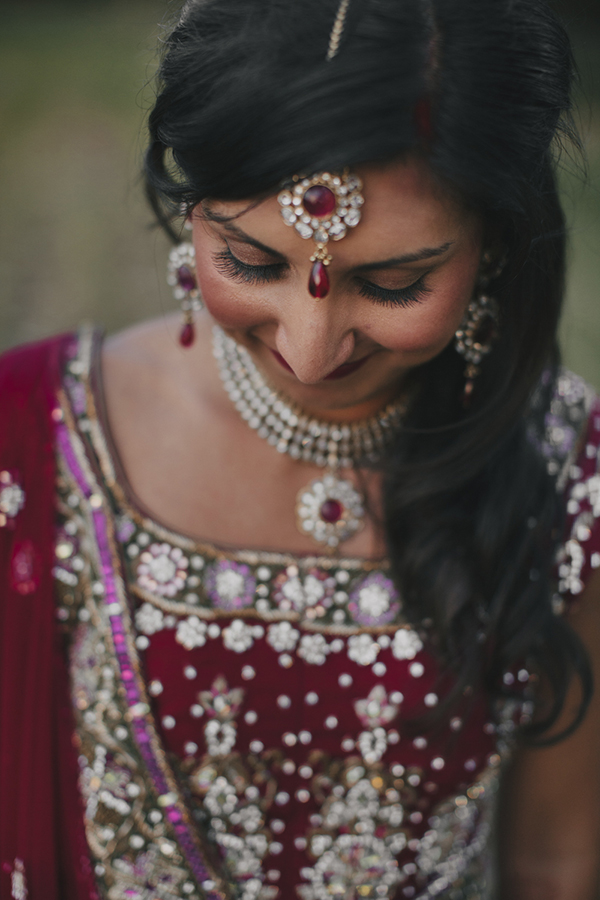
[202,158,477,258]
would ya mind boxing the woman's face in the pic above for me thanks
[191,156,483,420]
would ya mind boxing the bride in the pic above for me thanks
[1,1,599,898]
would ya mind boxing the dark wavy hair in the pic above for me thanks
[144,0,591,741]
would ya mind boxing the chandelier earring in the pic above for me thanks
[167,241,204,348]
[454,252,504,406]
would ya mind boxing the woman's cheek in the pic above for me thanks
[195,259,267,331]
[371,289,471,358]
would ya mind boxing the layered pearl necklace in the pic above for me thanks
[212,326,408,550]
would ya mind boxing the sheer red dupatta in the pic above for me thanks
[0,335,97,900]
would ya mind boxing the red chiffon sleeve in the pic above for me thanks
[0,335,97,900]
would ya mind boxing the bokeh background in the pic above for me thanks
[1,0,599,383]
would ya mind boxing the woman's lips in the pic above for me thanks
[324,357,370,380]
[270,349,370,380]
[271,350,294,373]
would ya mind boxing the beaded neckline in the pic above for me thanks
[68,326,389,571]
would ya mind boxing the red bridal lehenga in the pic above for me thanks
[1,327,599,900]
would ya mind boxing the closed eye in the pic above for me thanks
[357,274,432,308]
[213,246,287,284]
[213,243,432,309]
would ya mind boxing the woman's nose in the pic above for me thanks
[274,291,356,384]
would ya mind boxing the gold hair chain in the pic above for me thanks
[326,0,351,60]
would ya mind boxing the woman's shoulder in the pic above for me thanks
[0,319,184,420]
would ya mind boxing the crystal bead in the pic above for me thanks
[345,208,361,228]
[295,221,313,239]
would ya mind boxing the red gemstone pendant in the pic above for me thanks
[309,260,330,298]
[303,185,336,218]
[179,321,195,347]
[296,472,365,548]
[320,498,344,524]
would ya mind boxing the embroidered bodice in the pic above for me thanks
[53,330,600,900]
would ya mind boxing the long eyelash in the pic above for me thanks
[358,275,432,308]
[213,247,287,284]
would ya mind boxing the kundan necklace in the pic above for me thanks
[212,326,408,550]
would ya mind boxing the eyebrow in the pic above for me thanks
[204,209,454,269]
[356,242,454,271]
[202,206,287,258]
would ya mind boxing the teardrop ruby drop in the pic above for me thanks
[320,498,344,524]
[177,265,196,292]
[179,321,195,347]
[303,185,336,217]
[309,260,330,298]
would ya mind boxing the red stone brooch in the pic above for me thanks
[277,171,364,298]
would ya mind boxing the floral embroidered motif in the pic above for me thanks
[184,692,282,900]
[176,616,208,650]
[80,744,133,825]
[0,470,25,527]
[204,560,256,610]
[266,621,300,652]
[300,832,401,900]
[198,677,244,756]
[528,368,595,484]
[135,601,165,636]
[391,628,423,660]
[347,573,400,626]
[298,760,407,900]
[354,685,400,729]
[222,619,264,653]
[137,543,189,598]
[347,633,379,666]
[353,686,401,764]
[556,425,600,598]
[298,633,330,665]
[272,567,336,612]
[109,846,191,900]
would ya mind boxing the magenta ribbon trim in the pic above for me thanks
[56,422,222,897]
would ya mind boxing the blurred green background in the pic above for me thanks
[0,0,599,384]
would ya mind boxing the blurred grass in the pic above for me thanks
[0,1,599,386]
[559,23,600,388]
[0,1,173,347]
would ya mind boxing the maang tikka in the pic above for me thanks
[278,172,365,298]
[275,2,362,299]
